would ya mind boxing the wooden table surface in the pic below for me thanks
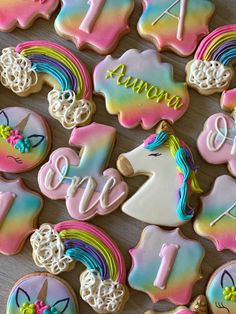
[0,1,235,313]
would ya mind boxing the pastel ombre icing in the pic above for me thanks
[0,40,95,129]
[30,221,128,313]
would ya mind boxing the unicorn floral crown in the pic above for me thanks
[0,124,31,153]
[20,300,61,314]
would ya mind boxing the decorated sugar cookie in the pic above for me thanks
[145,295,208,314]
[0,175,43,255]
[0,107,51,173]
[0,41,95,129]
[186,25,236,112]
[194,175,236,253]
[0,0,59,32]
[55,0,134,54]
[138,0,215,56]
[6,272,79,314]
[206,261,236,314]
[117,121,201,227]
[38,123,128,220]
[129,226,205,304]
[197,113,236,177]
[94,49,189,129]
[30,221,129,313]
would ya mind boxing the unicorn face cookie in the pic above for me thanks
[0,175,43,255]
[129,226,205,305]
[6,272,79,314]
[138,0,215,56]
[30,221,129,313]
[0,41,95,129]
[94,49,189,129]
[38,122,128,221]
[194,175,236,254]
[0,0,59,32]
[206,261,236,314]
[0,107,51,173]
[54,0,134,54]
[197,113,236,177]
[117,121,201,227]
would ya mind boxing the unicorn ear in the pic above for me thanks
[155,120,174,135]
[15,288,31,307]
[52,298,70,313]
[0,110,9,126]
[221,270,235,288]
[27,134,45,148]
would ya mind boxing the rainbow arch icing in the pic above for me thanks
[0,41,95,129]
[30,221,128,313]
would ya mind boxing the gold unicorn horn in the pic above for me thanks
[37,279,48,302]
[155,120,174,135]
[15,113,31,133]
[190,295,208,314]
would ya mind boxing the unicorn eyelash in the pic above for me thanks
[7,156,23,164]
[215,301,230,313]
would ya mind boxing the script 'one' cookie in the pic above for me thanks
[94,49,189,129]
[117,121,201,227]
[194,175,236,254]
[55,0,135,55]
[6,272,79,314]
[138,0,215,56]
[206,261,236,314]
[30,221,129,313]
[129,225,205,304]
[0,107,51,173]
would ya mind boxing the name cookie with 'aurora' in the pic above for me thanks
[6,272,79,314]
[38,123,128,221]
[138,0,215,56]
[0,41,95,129]
[30,221,129,313]
[0,0,59,32]
[55,0,135,55]
[94,49,189,129]
[128,225,205,305]
[117,121,201,227]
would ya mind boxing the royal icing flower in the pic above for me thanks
[19,302,36,314]
[14,138,31,153]
[34,300,50,313]
[6,129,23,145]
[223,286,236,301]
[0,124,12,139]
[44,306,60,314]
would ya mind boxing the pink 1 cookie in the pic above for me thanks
[194,175,236,254]
[38,122,128,220]
[0,0,59,32]
[0,175,43,255]
[197,112,236,177]
[129,225,205,304]
[0,107,51,173]
[138,0,215,56]
[94,49,189,129]
[54,0,134,54]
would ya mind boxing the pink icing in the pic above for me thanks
[79,0,105,34]
[143,134,156,146]
[6,130,23,146]
[0,192,16,225]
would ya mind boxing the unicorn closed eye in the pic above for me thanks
[117,121,202,227]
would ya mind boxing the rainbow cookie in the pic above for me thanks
[30,221,129,313]
[94,49,189,129]
[0,175,43,255]
[6,272,79,314]
[0,41,95,129]
[138,0,215,56]
[129,225,205,304]
[54,0,134,55]
[117,121,201,227]
[0,0,59,32]
[38,123,128,220]
[206,261,236,314]
[0,107,51,173]
[194,175,236,253]
[197,113,236,177]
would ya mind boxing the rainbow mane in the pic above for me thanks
[144,131,201,221]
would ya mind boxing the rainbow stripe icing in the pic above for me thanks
[30,221,128,313]
[54,0,134,54]
[194,175,236,254]
[0,0,59,32]
[138,0,215,56]
[94,49,189,129]
[0,41,95,129]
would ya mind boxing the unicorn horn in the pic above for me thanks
[15,113,31,133]
[190,295,208,314]
[37,279,48,302]
[155,120,174,135]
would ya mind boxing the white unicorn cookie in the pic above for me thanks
[117,121,202,227]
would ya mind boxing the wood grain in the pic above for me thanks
[0,1,235,313]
